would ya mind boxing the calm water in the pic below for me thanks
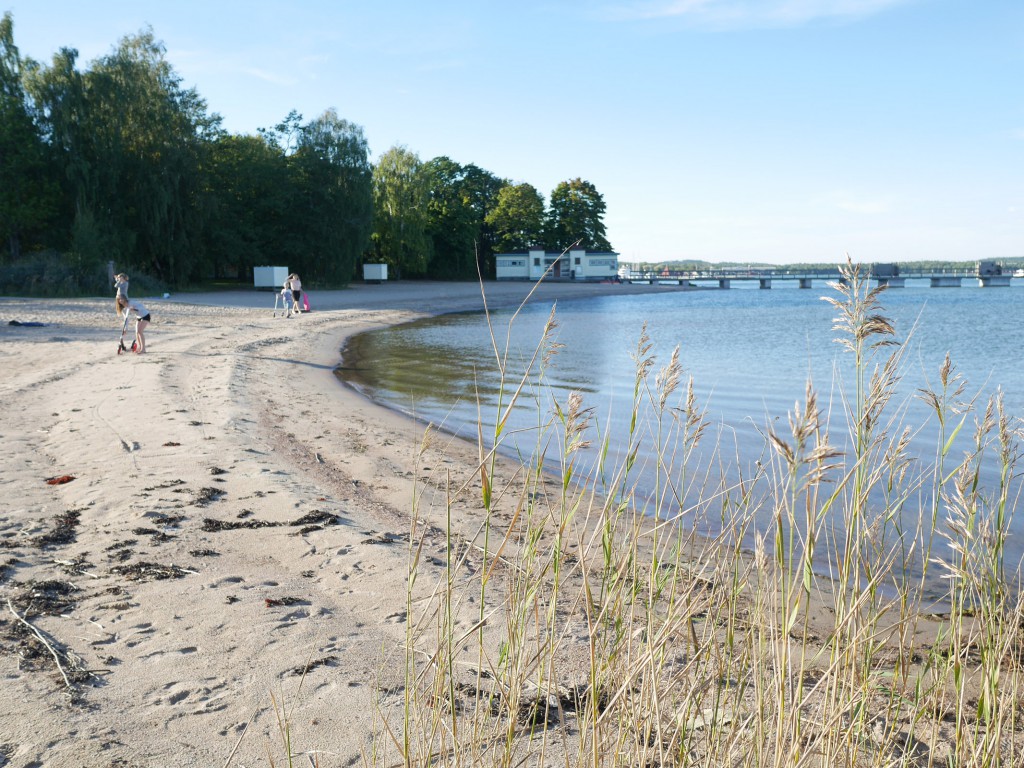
[339,280,1024,585]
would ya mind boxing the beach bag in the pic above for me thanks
[303,294,310,312]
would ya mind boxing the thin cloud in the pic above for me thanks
[604,0,917,27]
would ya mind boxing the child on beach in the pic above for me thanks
[116,296,151,353]
[281,279,296,317]
[114,274,129,305]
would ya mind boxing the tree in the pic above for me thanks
[289,109,373,284]
[422,156,481,279]
[249,109,373,284]
[82,29,218,282]
[0,13,58,260]
[544,177,612,252]
[203,133,290,280]
[458,164,505,276]
[486,182,545,253]
[371,146,431,277]
[22,45,87,256]
[24,28,217,284]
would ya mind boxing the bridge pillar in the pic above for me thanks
[718,278,730,289]
[930,276,962,287]
[798,278,812,289]
[877,277,906,288]
[978,276,1012,287]
[759,278,771,289]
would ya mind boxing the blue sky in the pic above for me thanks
[5,0,1022,265]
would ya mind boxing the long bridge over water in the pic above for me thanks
[624,262,1019,289]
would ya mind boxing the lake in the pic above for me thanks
[338,278,1024,591]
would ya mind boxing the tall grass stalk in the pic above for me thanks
[375,260,1023,768]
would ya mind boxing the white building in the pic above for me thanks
[495,247,619,281]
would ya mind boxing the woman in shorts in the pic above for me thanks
[117,296,151,354]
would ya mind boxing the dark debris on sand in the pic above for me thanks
[131,527,176,543]
[109,561,193,582]
[9,578,80,617]
[291,510,339,527]
[105,540,137,563]
[290,654,338,676]
[265,596,305,608]
[54,555,94,577]
[201,517,278,532]
[2,613,93,693]
[33,508,83,549]
[201,509,341,534]
[361,531,407,546]
[0,557,18,582]
[141,479,186,492]
[194,487,226,507]
[150,512,186,527]
[290,510,341,535]
[1,578,94,697]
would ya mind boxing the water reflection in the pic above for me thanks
[336,286,1024,594]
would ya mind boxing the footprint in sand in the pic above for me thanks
[338,562,365,581]
[160,679,230,716]
[124,622,156,648]
[167,689,189,705]
[209,575,245,588]
[140,645,199,661]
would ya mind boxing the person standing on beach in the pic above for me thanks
[289,273,303,314]
[114,273,129,307]
[117,296,151,353]
[281,278,296,317]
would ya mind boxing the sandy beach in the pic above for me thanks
[0,280,672,767]
[4,278,1015,768]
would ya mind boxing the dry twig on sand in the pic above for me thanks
[6,597,78,690]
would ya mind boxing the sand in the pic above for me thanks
[0,280,674,767]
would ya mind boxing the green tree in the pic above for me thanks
[486,182,545,253]
[203,133,289,280]
[289,109,373,284]
[544,177,612,252]
[422,156,480,279]
[26,28,217,284]
[0,13,58,260]
[252,109,372,284]
[458,164,505,277]
[23,45,87,256]
[371,145,431,277]
[86,29,218,282]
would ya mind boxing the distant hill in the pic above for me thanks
[624,257,1024,273]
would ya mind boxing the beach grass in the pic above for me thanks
[261,260,1024,767]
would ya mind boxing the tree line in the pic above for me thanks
[0,14,613,290]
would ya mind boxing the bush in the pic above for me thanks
[0,251,166,298]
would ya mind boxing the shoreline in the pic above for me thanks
[0,280,674,766]
[0,279,988,765]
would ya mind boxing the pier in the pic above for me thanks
[624,261,1016,289]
